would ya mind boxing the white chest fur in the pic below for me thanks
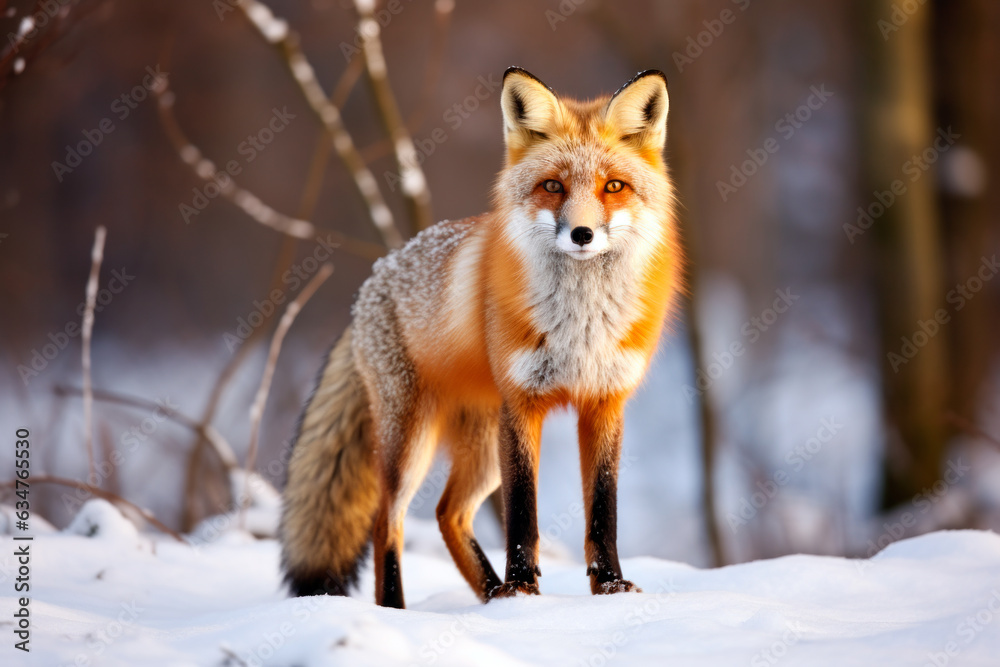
[505,212,651,395]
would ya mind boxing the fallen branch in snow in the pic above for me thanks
[352,0,434,233]
[238,0,405,249]
[81,226,106,483]
[0,475,184,542]
[244,263,335,484]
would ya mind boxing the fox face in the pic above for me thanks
[493,68,674,265]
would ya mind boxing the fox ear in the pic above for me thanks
[605,70,669,151]
[501,67,560,150]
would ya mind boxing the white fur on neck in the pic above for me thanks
[502,207,654,395]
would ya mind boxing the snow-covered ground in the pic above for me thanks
[3,500,999,666]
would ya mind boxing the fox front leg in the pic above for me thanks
[578,397,641,595]
[488,401,544,600]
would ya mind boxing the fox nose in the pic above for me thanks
[570,226,594,246]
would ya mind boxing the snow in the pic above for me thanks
[3,500,999,666]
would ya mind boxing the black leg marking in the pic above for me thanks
[586,466,624,586]
[580,407,638,594]
[470,537,503,597]
[379,547,405,609]
[500,404,540,588]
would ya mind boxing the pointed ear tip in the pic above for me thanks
[610,69,669,106]
[635,69,669,91]
[503,66,527,80]
[502,67,552,91]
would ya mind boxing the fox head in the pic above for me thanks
[493,67,674,263]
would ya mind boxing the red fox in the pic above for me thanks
[280,67,682,608]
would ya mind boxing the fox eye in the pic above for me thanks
[542,179,564,194]
[605,180,624,193]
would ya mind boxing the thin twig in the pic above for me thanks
[152,78,385,260]
[81,226,106,482]
[359,0,455,163]
[54,385,239,469]
[0,0,100,92]
[239,0,404,248]
[946,411,1000,452]
[330,51,365,110]
[408,0,454,134]
[352,0,433,233]
[0,475,185,542]
[244,262,335,478]
[176,47,355,527]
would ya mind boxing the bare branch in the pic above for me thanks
[0,475,185,543]
[238,0,404,249]
[330,51,366,110]
[152,78,386,261]
[81,225,106,482]
[360,0,455,163]
[54,385,239,470]
[353,0,433,233]
[245,262,335,477]
[406,0,455,136]
[153,82,313,239]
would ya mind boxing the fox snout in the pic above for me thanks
[553,195,610,259]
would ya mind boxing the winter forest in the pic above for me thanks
[1,0,999,665]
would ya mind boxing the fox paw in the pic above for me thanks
[595,579,642,595]
[486,581,540,601]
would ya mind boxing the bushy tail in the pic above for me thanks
[280,326,379,596]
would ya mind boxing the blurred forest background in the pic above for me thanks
[1,0,998,569]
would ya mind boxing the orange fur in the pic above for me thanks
[281,68,682,608]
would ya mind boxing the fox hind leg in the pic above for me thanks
[437,407,503,601]
[370,387,439,609]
